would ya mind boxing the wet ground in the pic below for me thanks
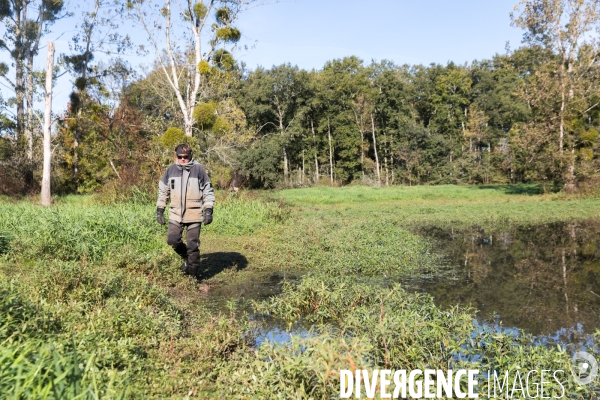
[203,220,600,344]
[411,220,600,341]
[201,270,302,314]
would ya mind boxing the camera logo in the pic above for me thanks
[571,351,598,385]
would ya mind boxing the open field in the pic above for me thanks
[0,185,599,398]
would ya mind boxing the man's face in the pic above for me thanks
[176,152,191,165]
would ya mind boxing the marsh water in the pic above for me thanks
[204,220,600,344]
[201,270,302,313]
[412,220,600,341]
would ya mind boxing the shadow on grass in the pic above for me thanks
[477,184,544,195]
[197,252,248,280]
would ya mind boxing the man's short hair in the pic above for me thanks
[175,143,192,156]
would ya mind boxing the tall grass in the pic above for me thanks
[0,193,287,264]
[0,186,599,398]
[0,340,128,399]
[0,193,285,398]
[203,195,289,236]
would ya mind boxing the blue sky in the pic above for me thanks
[49,0,525,73]
[234,0,525,70]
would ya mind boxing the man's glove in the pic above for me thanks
[156,208,166,225]
[203,208,213,225]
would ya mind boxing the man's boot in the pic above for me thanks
[186,264,198,277]
[180,258,199,277]
[180,258,189,273]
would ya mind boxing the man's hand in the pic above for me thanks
[203,208,213,225]
[156,208,166,225]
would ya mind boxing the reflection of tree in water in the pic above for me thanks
[419,221,600,338]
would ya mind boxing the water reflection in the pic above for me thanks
[201,271,302,314]
[414,221,600,339]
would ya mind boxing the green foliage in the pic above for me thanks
[160,127,186,150]
[24,37,599,194]
[0,340,129,399]
[193,1,207,20]
[0,203,162,262]
[203,194,289,235]
[198,59,210,74]
[215,7,231,24]
[74,76,86,91]
[212,115,230,136]
[581,128,598,143]
[193,101,217,128]
[1,189,600,397]
[42,0,64,20]
[0,193,292,397]
[0,230,11,255]
[0,0,11,18]
[215,27,241,43]
[212,48,235,71]
[0,284,128,398]
[68,92,81,114]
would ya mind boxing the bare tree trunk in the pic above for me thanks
[310,119,319,183]
[314,154,319,183]
[283,146,289,184]
[390,140,394,184]
[370,113,380,185]
[110,160,121,180]
[41,42,54,207]
[15,3,25,157]
[383,131,389,186]
[26,55,34,161]
[569,146,576,185]
[16,61,24,142]
[353,110,364,179]
[25,0,45,163]
[384,157,389,186]
[277,109,289,184]
[302,149,305,185]
[360,116,364,179]
[560,58,565,156]
[328,117,334,184]
[73,126,80,192]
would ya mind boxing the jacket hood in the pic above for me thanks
[175,159,196,171]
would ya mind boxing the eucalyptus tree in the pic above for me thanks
[40,41,53,206]
[128,0,252,137]
[511,0,600,188]
[0,0,66,163]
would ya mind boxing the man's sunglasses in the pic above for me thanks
[177,155,190,160]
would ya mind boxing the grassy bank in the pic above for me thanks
[0,185,599,398]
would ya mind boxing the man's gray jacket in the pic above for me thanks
[156,160,215,224]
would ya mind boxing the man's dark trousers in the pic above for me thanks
[167,221,201,275]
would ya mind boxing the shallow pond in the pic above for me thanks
[202,220,600,345]
[201,270,302,314]
[411,220,600,341]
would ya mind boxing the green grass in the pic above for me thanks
[273,184,600,229]
[0,185,598,398]
[274,183,549,205]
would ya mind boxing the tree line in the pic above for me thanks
[1,0,599,197]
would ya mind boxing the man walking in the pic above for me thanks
[156,144,215,277]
